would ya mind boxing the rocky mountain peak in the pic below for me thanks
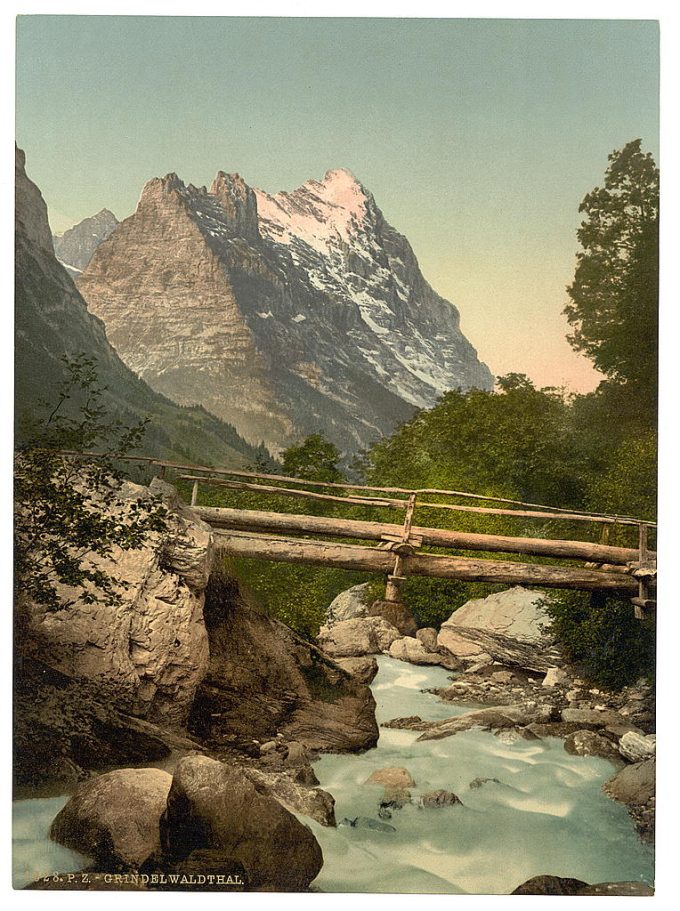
[210,170,260,242]
[16,145,55,256]
[254,167,370,256]
[139,172,187,205]
[52,206,120,273]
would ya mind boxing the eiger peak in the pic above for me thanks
[74,164,493,453]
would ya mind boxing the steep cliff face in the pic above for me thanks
[14,146,262,466]
[77,167,493,453]
[53,208,119,275]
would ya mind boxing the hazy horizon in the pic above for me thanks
[16,16,659,394]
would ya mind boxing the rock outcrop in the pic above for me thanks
[50,768,172,868]
[76,166,492,453]
[18,478,212,727]
[437,587,559,672]
[189,574,379,752]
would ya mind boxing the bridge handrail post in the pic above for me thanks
[384,491,418,603]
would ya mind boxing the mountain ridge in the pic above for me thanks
[77,165,492,454]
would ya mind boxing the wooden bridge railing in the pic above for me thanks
[50,450,658,615]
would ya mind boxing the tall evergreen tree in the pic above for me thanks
[564,139,659,420]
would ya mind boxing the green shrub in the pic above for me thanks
[545,590,655,690]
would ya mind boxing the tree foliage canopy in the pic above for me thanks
[15,355,167,611]
[564,139,659,414]
[281,433,343,483]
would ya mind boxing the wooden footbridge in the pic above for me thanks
[58,451,657,617]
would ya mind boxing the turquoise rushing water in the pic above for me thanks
[307,656,654,894]
[13,796,90,889]
[12,656,654,893]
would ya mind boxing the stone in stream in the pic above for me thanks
[389,636,442,665]
[158,755,323,891]
[339,816,397,833]
[420,790,463,808]
[564,730,621,761]
[50,768,173,869]
[365,767,416,789]
[469,777,502,789]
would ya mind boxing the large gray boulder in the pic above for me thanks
[159,755,323,891]
[618,731,656,763]
[325,583,371,624]
[317,616,401,658]
[437,587,558,672]
[20,478,213,726]
[389,636,442,665]
[50,768,172,868]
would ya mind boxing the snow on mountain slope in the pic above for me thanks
[77,166,492,454]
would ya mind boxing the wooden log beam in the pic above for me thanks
[178,475,406,510]
[213,530,642,593]
[194,506,648,565]
[416,499,642,527]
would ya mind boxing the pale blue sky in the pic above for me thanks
[15,16,659,391]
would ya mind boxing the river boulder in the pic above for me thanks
[563,730,621,760]
[325,583,371,624]
[317,616,401,658]
[159,755,323,891]
[437,587,558,672]
[389,636,442,665]
[366,767,416,789]
[50,768,172,868]
[420,789,463,808]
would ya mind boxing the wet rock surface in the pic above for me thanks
[155,755,323,891]
[512,875,653,896]
[50,768,172,868]
[190,579,378,753]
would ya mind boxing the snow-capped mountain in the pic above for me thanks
[77,167,493,454]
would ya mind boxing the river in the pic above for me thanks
[12,656,654,892]
[305,656,654,894]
